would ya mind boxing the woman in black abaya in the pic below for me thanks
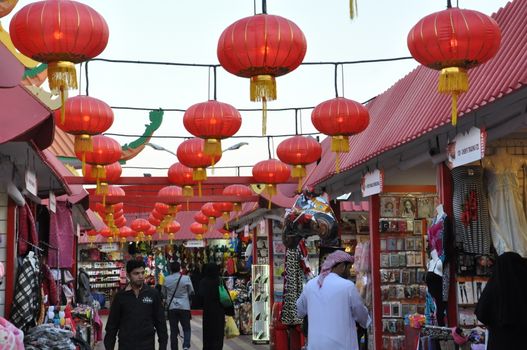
[475,252,527,349]
[198,263,234,350]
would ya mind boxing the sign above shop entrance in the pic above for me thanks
[447,127,487,168]
[185,240,206,248]
[361,169,384,197]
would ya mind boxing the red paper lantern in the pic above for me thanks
[311,97,369,172]
[213,202,234,229]
[183,100,242,157]
[177,138,221,196]
[217,14,307,135]
[75,134,121,177]
[158,186,183,211]
[148,214,161,228]
[145,225,156,241]
[98,226,113,242]
[9,0,109,120]
[113,216,126,228]
[201,202,221,227]
[194,212,210,231]
[252,159,291,208]
[84,162,122,195]
[119,226,135,244]
[407,7,501,125]
[190,221,207,240]
[277,135,321,191]
[222,185,253,212]
[131,218,150,242]
[103,185,125,209]
[168,163,196,198]
[165,220,181,243]
[86,229,98,245]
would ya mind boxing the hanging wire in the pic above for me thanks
[85,60,90,96]
[267,137,272,159]
[207,66,211,100]
[447,0,452,9]
[79,62,83,96]
[299,109,303,135]
[341,64,345,98]
[294,109,299,135]
[253,0,256,15]
[334,63,339,97]
[213,66,217,100]
[262,0,267,14]
[271,136,275,158]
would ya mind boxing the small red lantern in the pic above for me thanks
[177,138,221,196]
[407,6,501,125]
[201,202,221,228]
[113,216,126,228]
[9,0,109,120]
[119,226,135,246]
[75,134,121,176]
[213,202,234,229]
[190,221,207,240]
[168,163,197,198]
[86,229,98,246]
[148,214,161,228]
[102,185,125,208]
[145,225,156,241]
[131,218,150,242]
[98,226,113,243]
[277,136,322,191]
[183,100,242,157]
[157,186,183,216]
[222,185,253,213]
[194,212,210,231]
[84,162,122,195]
[252,159,291,208]
[165,220,181,243]
[217,14,307,135]
[311,97,369,172]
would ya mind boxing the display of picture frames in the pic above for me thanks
[380,194,437,219]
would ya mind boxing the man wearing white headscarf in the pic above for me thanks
[296,250,370,350]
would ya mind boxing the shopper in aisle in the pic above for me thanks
[198,263,234,350]
[296,250,370,350]
[104,259,168,350]
[475,252,527,349]
[163,261,194,350]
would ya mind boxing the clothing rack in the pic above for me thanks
[18,237,43,252]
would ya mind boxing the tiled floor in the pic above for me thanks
[95,314,266,349]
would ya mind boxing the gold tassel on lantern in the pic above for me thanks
[96,182,109,196]
[183,186,194,197]
[223,212,230,230]
[196,234,203,240]
[331,135,349,153]
[292,165,307,193]
[208,217,216,228]
[48,61,78,124]
[204,139,222,157]
[438,67,468,126]
[250,75,276,136]
[74,135,93,153]
[349,0,358,19]
[265,184,277,210]
[193,168,207,197]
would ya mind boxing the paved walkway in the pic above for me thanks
[95,314,266,349]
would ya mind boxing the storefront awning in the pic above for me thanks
[307,0,527,195]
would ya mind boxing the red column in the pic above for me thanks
[369,194,382,350]
[437,163,458,326]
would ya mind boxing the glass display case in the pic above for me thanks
[252,264,270,344]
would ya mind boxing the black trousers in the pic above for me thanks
[168,309,191,350]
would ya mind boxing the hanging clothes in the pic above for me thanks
[485,156,527,257]
[41,263,59,306]
[17,204,38,256]
[48,202,74,268]
[10,252,40,332]
[452,166,491,255]
[280,248,304,325]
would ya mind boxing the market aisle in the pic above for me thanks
[95,314,264,350]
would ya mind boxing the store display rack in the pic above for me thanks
[252,264,270,344]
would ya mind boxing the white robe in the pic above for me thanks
[296,272,370,350]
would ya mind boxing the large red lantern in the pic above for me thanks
[75,134,121,176]
[102,185,125,208]
[190,221,207,240]
[194,212,210,231]
[407,6,501,125]
[222,185,253,213]
[130,218,150,242]
[201,203,221,228]
[165,220,181,243]
[252,159,291,208]
[277,136,322,191]
[213,202,234,229]
[168,163,197,198]
[311,97,369,172]
[84,162,122,195]
[9,0,109,120]
[217,14,307,135]
[157,186,183,215]
[177,138,221,196]
[183,100,242,157]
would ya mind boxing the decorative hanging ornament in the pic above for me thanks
[194,212,210,231]
[130,218,150,243]
[217,14,307,135]
[168,163,197,208]
[98,226,113,243]
[101,185,125,211]
[86,229,98,246]
[183,100,242,158]
[75,134,121,176]
[311,97,369,173]
[0,0,18,18]
[157,186,183,226]
[83,162,121,195]
[252,159,291,209]
[118,226,135,247]
[9,0,109,121]
[277,135,322,192]
[407,5,501,126]
[190,221,207,240]
[201,202,221,229]
[145,225,156,241]
[222,185,253,214]
[165,220,181,244]
[177,138,221,196]
[213,202,234,230]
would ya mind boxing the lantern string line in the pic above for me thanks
[85,60,90,96]
[341,64,346,98]
[334,63,339,98]
[267,137,272,159]
[213,66,217,101]
[262,0,267,14]
[104,131,321,139]
[299,109,303,135]
[294,109,299,135]
[207,66,211,101]
[447,0,452,9]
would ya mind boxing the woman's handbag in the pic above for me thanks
[219,282,233,308]
[225,316,240,339]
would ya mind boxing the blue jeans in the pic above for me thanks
[168,309,191,350]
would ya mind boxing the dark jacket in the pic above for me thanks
[104,284,168,350]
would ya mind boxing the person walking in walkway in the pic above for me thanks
[296,250,370,350]
[475,252,527,349]
[104,259,168,350]
[163,261,194,350]
[198,263,234,350]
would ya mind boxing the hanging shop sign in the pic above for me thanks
[361,169,384,197]
[244,225,249,237]
[99,243,119,252]
[257,220,267,237]
[25,168,37,196]
[49,191,56,213]
[185,240,206,248]
[447,127,487,169]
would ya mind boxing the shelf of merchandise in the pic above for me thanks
[78,260,125,306]
[252,264,270,344]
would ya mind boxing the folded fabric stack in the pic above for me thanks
[24,324,76,350]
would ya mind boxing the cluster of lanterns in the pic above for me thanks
[8,0,502,244]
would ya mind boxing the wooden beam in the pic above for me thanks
[65,176,297,185]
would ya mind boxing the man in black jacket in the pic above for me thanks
[104,259,168,350]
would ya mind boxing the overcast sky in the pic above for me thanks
[4,0,510,177]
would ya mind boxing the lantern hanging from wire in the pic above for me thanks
[84,161,122,195]
[165,220,181,244]
[201,202,221,229]
[194,212,210,231]
[75,134,121,178]
[252,159,291,209]
[86,229,98,246]
[217,13,307,135]
[118,226,135,247]
[407,4,501,126]
[277,135,322,192]
[213,202,234,229]
[98,226,113,243]
[168,162,197,208]
[190,221,207,240]
[311,97,369,173]
[222,185,253,217]
[177,138,221,196]
[131,218,150,243]
[9,0,109,121]
[145,225,156,242]
[157,187,183,227]
[183,100,242,158]
[100,185,125,215]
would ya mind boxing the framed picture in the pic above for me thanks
[380,253,390,268]
[405,237,415,251]
[396,238,405,251]
[406,252,416,267]
[413,220,423,235]
[390,253,400,268]
[382,303,392,317]
[399,197,417,218]
[387,238,397,251]
[391,302,402,317]
[380,196,398,217]
[380,239,387,251]
[398,252,407,267]
[406,220,414,232]
[414,252,423,267]
[417,197,435,218]
[415,237,423,251]
[273,241,286,255]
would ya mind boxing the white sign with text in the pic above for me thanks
[447,127,487,168]
[25,169,37,196]
[361,169,384,197]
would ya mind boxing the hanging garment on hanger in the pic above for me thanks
[280,247,304,325]
[485,157,527,257]
[10,251,40,332]
[17,203,38,256]
[48,202,74,268]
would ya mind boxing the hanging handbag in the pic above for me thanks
[219,280,233,308]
